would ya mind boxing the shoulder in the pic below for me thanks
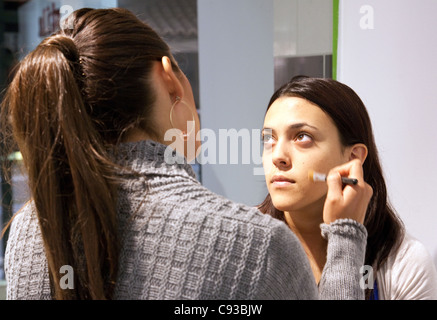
[254,218,317,299]
[203,196,317,299]
[5,200,40,259]
[118,180,313,299]
[392,234,436,274]
[378,233,437,300]
[4,201,50,300]
[150,176,289,230]
[6,201,38,243]
[398,234,434,259]
[159,184,299,251]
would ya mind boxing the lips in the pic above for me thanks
[271,175,296,185]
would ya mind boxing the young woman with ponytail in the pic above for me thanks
[2,8,372,300]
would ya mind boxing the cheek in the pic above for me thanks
[268,180,327,212]
[306,146,346,173]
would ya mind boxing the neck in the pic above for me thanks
[284,202,327,284]
[283,198,324,236]
[122,128,162,144]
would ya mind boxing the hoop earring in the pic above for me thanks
[169,96,196,140]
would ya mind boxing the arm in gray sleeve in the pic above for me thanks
[318,218,368,300]
[254,222,319,300]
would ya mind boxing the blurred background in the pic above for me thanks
[0,0,436,298]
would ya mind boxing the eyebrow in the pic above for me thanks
[262,122,319,132]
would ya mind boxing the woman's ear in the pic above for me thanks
[347,143,368,164]
[160,56,184,101]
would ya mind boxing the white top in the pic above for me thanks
[377,233,437,300]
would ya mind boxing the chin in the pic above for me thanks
[270,193,315,213]
[269,197,295,212]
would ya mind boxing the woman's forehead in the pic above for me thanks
[264,96,334,129]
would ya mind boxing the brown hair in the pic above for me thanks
[258,76,405,299]
[1,8,180,299]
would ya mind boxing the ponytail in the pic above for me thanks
[2,7,180,300]
[2,34,119,299]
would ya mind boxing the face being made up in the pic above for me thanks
[262,96,351,217]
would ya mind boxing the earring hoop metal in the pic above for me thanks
[169,96,196,137]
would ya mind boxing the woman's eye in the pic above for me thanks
[262,134,275,145]
[295,133,312,143]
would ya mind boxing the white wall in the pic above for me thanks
[337,0,437,266]
[197,0,274,206]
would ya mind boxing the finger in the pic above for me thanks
[339,160,363,198]
[346,159,364,183]
[331,159,364,184]
[325,171,343,202]
[324,171,347,224]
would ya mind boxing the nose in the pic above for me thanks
[271,140,292,170]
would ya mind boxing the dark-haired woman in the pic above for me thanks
[259,76,437,299]
[3,9,371,300]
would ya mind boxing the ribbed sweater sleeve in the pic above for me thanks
[319,219,368,299]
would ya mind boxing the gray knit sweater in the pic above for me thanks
[5,140,367,299]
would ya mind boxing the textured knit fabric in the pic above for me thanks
[320,219,368,299]
[5,140,367,300]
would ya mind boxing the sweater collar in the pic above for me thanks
[112,140,197,180]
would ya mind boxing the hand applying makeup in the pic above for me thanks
[323,159,373,224]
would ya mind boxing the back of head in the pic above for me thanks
[1,8,179,299]
[57,7,178,143]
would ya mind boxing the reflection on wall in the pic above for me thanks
[274,0,333,57]
[118,0,199,108]
[274,54,332,91]
[273,0,333,89]
[118,0,201,181]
